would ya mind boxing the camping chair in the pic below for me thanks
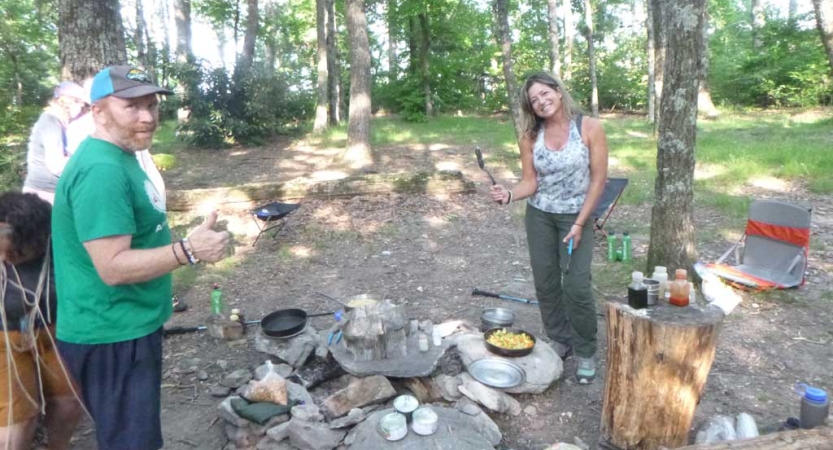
[707,200,812,290]
[592,178,629,237]
[251,202,301,246]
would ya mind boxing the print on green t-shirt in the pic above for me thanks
[52,138,173,344]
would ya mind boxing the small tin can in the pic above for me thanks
[378,412,408,441]
[411,406,438,436]
[393,394,419,423]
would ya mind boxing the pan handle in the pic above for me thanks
[472,288,501,299]
[307,311,337,318]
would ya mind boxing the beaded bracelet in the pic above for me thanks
[180,238,198,265]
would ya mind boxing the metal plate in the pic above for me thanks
[469,358,526,388]
[481,308,515,325]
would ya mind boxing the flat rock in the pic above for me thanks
[266,421,291,442]
[434,374,462,401]
[251,414,290,436]
[257,435,295,450]
[291,404,324,422]
[254,327,319,368]
[329,408,365,429]
[287,381,314,406]
[346,407,497,449]
[458,373,521,416]
[255,361,295,380]
[329,333,451,378]
[222,369,254,389]
[453,332,562,394]
[211,386,233,397]
[288,418,347,450]
[322,375,396,418]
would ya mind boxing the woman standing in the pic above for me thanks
[0,192,81,449]
[490,72,608,384]
[22,82,89,204]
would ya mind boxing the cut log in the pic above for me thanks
[166,170,475,211]
[667,426,833,450]
[600,301,724,450]
[341,299,408,362]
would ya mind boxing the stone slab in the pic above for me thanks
[330,333,451,378]
[346,406,497,449]
[254,327,319,368]
[453,332,562,394]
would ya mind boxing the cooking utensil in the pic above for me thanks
[163,320,260,336]
[469,358,526,388]
[472,288,538,305]
[564,237,573,274]
[483,327,537,357]
[260,308,335,338]
[315,291,353,311]
[474,147,496,185]
[480,307,516,332]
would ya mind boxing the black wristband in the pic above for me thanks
[172,243,186,265]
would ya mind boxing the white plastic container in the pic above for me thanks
[652,266,669,300]
[411,406,438,436]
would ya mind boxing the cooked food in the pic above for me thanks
[487,329,534,350]
[347,298,377,308]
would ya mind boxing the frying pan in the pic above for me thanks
[260,308,335,338]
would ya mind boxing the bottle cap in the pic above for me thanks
[805,387,828,403]
[213,283,220,289]
[654,266,667,274]
[632,271,644,283]
[623,231,629,236]
[676,269,687,278]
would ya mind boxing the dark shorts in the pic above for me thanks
[57,328,164,450]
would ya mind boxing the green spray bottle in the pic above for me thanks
[607,231,617,262]
[622,231,633,262]
[211,284,223,316]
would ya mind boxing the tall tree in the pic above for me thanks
[562,0,573,80]
[812,0,833,75]
[407,16,418,74]
[313,0,329,133]
[174,0,192,63]
[388,0,397,84]
[326,0,341,124]
[547,0,560,77]
[418,12,433,116]
[339,0,373,168]
[650,0,666,129]
[647,0,705,275]
[494,0,523,141]
[237,0,258,74]
[583,0,598,117]
[697,10,719,118]
[59,0,127,81]
[135,0,149,70]
[646,0,656,123]
[751,0,765,49]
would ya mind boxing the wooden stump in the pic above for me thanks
[600,301,724,449]
[342,300,408,361]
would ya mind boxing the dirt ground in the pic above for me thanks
[67,125,832,450]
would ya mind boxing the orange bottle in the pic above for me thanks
[669,269,690,307]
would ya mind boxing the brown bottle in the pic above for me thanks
[669,269,690,307]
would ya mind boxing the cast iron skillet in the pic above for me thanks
[483,327,537,357]
[260,308,335,338]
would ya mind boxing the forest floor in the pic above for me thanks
[66,113,832,450]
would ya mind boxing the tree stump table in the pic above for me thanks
[600,301,724,449]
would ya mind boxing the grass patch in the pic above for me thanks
[152,120,187,155]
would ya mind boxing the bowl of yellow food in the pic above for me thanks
[483,327,536,357]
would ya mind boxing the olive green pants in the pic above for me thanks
[525,204,597,358]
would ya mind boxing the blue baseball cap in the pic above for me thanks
[90,66,173,103]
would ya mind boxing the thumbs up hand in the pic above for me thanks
[187,211,230,263]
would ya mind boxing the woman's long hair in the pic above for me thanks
[518,72,581,140]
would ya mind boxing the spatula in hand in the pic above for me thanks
[475,147,497,185]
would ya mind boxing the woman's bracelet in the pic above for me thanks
[180,238,198,265]
[172,243,186,265]
[505,190,513,205]
[573,222,585,227]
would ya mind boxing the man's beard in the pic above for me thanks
[103,110,156,152]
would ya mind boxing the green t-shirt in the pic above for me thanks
[52,137,172,344]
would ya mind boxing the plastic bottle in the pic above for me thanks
[669,269,690,306]
[607,231,617,262]
[627,271,648,309]
[621,231,632,262]
[211,284,224,316]
[799,384,830,429]
[652,266,669,300]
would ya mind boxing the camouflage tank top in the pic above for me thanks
[527,117,590,214]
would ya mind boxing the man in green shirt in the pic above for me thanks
[52,66,229,450]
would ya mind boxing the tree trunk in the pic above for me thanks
[493,0,523,142]
[233,0,240,65]
[584,0,598,117]
[339,0,374,169]
[408,16,418,74]
[562,0,573,80]
[216,27,227,68]
[418,13,433,117]
[59,0,127,81]
[388,0,397,84]
[547,0,561,77]
[237,0,258,75]
[327,0,341,124]
[751,0,765,50]
[174,0,191,63]
[650,0,665,130]
[812,0,833,76]
[135,0,149,70]
[314,0,330,133]
[646,0,656,124]
[601,301,723,449]
[646,0,704,275]
[698,10,719,119]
